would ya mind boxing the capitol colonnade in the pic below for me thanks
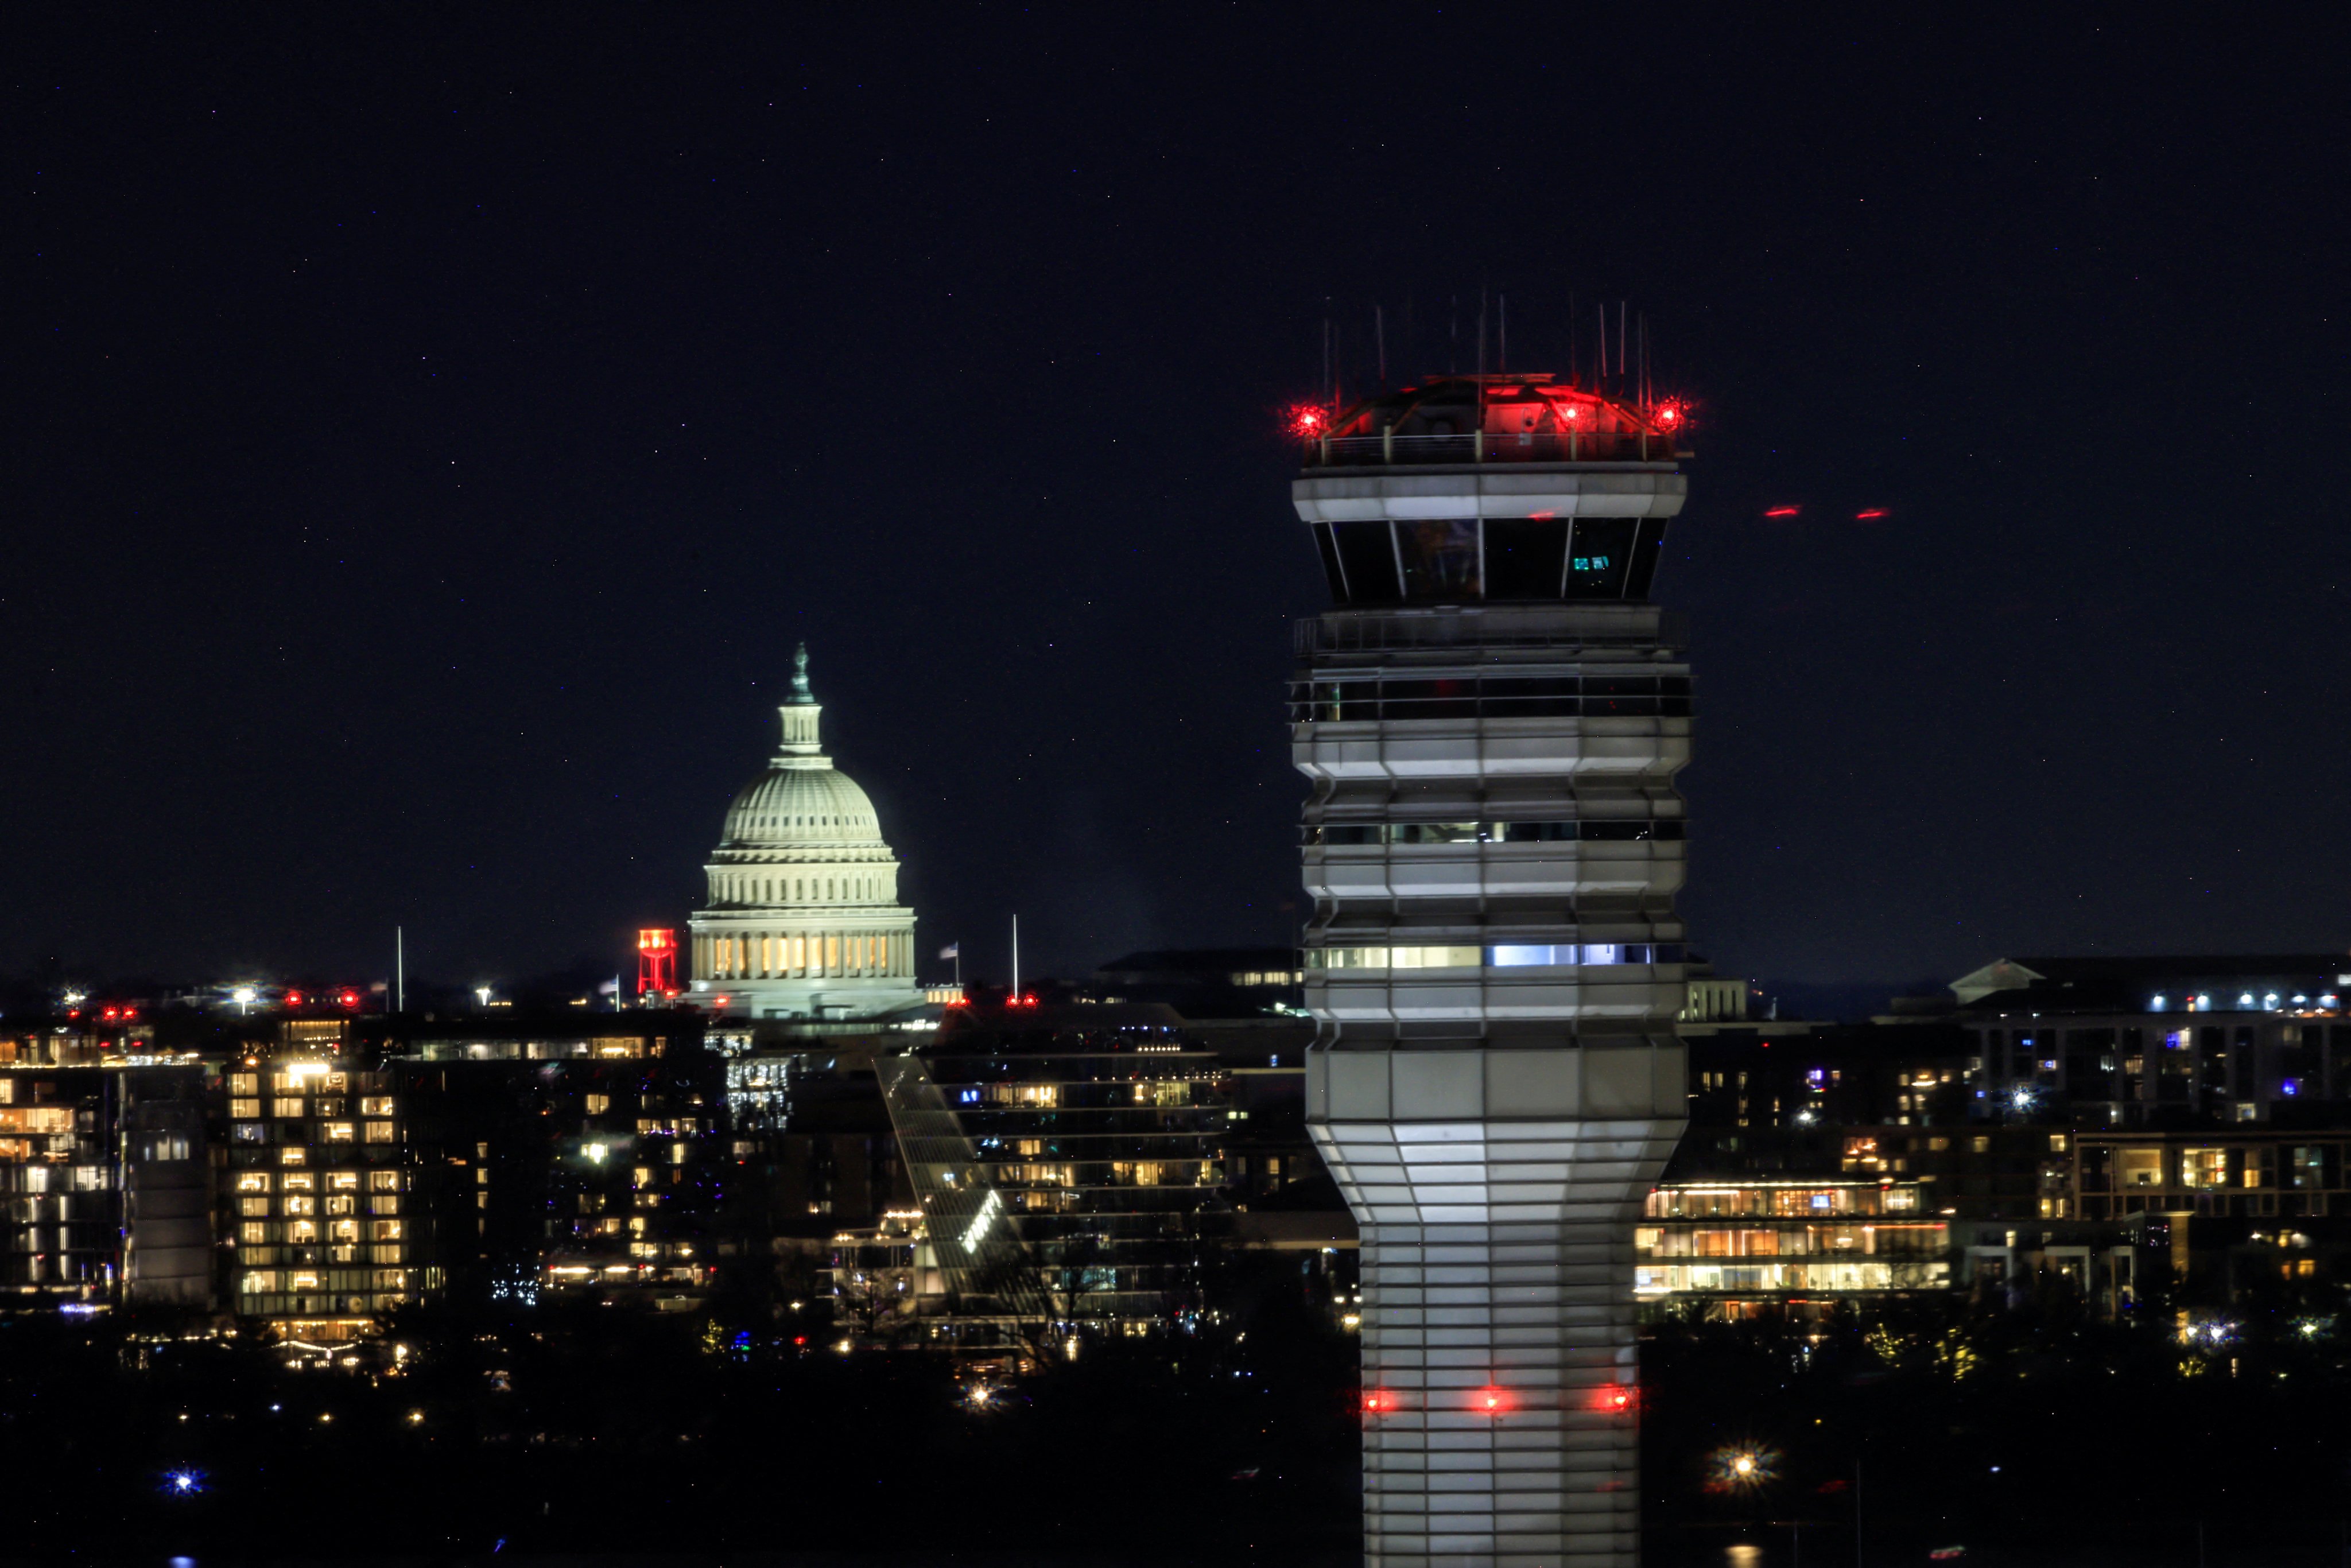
[696,929,911,980]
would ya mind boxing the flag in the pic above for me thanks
[939,943,960,961]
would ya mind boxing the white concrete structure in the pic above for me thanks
[1293,376,1692,1568]
[689,645,922,1022]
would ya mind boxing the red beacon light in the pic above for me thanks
[338,989,360,1009]
[1287,404,1330,440]
[1475,1385,1515,1415]
[1653,402,1683,428]
[1362,1390,1398,1415]
[285,991,304,1007]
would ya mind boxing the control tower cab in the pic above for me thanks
[1291,374,1693,1568]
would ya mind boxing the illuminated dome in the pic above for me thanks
[688,645,923,1023]
[721,766,882,847]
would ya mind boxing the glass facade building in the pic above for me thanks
[877,1017,1232,1337]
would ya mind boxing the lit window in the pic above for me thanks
[364,1121,395,1143]
[360,1097,394,1116]
[324,1123,356,1143]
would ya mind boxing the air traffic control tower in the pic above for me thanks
[1291,375,1693,1568]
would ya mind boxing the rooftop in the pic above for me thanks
[1297,374,1689,469]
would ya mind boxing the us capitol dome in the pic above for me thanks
[688,645,922,1021]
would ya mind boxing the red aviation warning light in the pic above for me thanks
[638,929,679,998]
[1855,508,1888,521]
[1475,1385,1515,1415]
[1652,401,1683,428]
[1361,1389,1399,1415]
[1287,404,1330,440]
[1763,506,1801,518]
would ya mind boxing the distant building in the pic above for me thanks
[688,643,924,1023]
[0,1062,209,1309]
[1953,955,2351,1126]
[216,1041,452,1334]
[1635,1179,1950,1319]
[1090,948,1303,1015]
[873,1003,1239,1342]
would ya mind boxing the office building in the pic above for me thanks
[1293,374,1693,1567]
[1635,1178,1949,1318]
[1952,954,2351,1125]
[0,1062,210,1308]
[875,1003,1236,1341]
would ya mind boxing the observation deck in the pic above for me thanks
[1298,373,1690,470]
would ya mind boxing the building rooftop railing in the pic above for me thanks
[1295,607,1688,655]
[1303,430,1690,469]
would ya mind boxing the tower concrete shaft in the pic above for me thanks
[1291,375,1692,1567]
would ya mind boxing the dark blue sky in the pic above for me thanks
[6,9,2346,996]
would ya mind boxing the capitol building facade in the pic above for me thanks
[688,646,923,1021]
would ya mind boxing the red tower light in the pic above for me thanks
[1475,1386,1514,1415]
[1363,1389,1399,1415]
[1287,404,1329,440]
[638,929,678,998]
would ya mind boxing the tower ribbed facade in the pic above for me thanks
[1293,378,1692,1568]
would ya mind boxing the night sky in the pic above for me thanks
[8,10,2347,1000]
